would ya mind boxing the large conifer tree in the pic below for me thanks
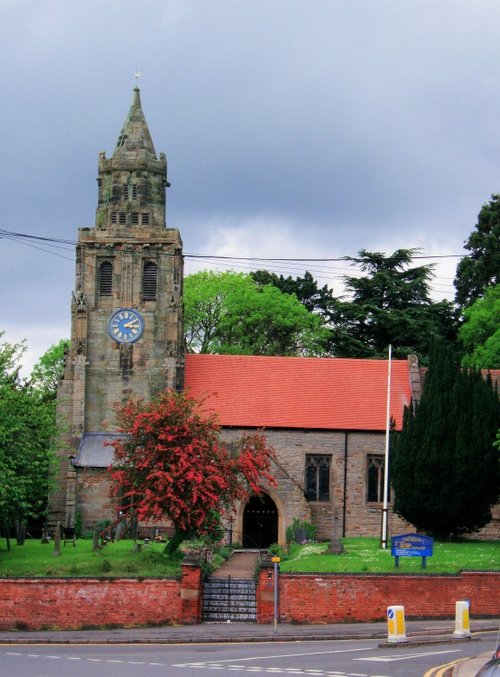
[391,341,500,537]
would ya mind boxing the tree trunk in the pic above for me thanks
[163,529,185,556]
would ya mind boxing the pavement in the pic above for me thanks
[0,618,497,676]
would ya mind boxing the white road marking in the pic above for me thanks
[174,646,372,668]
[2,651,169,667]
[355,648,460,663]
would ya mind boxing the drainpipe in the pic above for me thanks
[342,432,348,537]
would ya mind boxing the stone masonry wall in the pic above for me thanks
[76,468,116,528]
[222,428,411,542]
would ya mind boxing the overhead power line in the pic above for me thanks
[0,228,466,263]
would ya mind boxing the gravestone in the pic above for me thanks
[327,509,344,554]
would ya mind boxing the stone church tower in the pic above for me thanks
[49,88,184,528]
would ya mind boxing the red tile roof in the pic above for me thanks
[184,354,413,431]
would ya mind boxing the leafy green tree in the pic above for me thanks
[391,341,500,538]
[459,284,500,369]
[109,389,276,554]
[184,270,328,356]
[454,194,500,308]
[328,249,457,361]
[0,333,58,541]
[251,270,334,316]
[30,339,69,400]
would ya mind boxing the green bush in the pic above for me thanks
[286,518,317,544]
[268,542,287,559]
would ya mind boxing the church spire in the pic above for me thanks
[114,87,157,159]
[95,88,168,231]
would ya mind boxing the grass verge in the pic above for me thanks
[279,538,500,574]
[0,539,182,578]
[0,537,498,577]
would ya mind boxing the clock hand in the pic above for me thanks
[124,321,140,328]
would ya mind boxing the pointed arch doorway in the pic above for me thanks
[242,494,278,548]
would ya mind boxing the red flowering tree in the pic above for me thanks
[108,390,276,554]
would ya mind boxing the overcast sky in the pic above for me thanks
[2,1,500,373]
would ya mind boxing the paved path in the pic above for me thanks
[210,550,260,579]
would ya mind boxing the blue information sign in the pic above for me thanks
[391,533,433,568]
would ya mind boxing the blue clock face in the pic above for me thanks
[108,308,145,344]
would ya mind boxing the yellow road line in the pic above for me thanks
[423,656,466,677]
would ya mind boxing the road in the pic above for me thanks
[0,634,497,677]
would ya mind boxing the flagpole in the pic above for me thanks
[381,344,392,549]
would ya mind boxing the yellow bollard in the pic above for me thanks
[387,605,407,643]
[453,600,471,638]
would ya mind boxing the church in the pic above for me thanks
[49,88,499,545]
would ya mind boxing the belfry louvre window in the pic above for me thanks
[367,455,389,502]
[98,261,113,296]
[141,212,150,225]
[305,455,331,502]
[119,212,127,225]
[111,211,117,224]
[131,212,139,225]
[143,261,157,300]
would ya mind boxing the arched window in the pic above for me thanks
[143,261,157,300]
[99,260,113,296]
[305,455,331,502]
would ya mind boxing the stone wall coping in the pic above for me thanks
[0,575,180,582]
[276,569,500,578]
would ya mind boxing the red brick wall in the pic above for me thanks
[180,563,203,624]
[0,563,202,631]
[2,568,497,630]
[257,570,500,624]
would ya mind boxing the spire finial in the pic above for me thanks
[134,70,143,84]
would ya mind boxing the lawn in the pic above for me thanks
[0,539,182,578]
[0,537,498,577]
[279,538,500,574]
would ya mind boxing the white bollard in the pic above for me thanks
[453,600,472,638]
[387,605,407,643]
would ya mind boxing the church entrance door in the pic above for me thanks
[242,494,278,548]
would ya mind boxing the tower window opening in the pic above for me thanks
[132,184,137,200]
[123,185,129,199]
[131,212,139,225]
[141,213,150,225]
[111,212,117,224]
[98,260,113,297]
[119,212,127,225]
[143,261,157,300]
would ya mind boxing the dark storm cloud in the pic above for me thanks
[1,0,500,369]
